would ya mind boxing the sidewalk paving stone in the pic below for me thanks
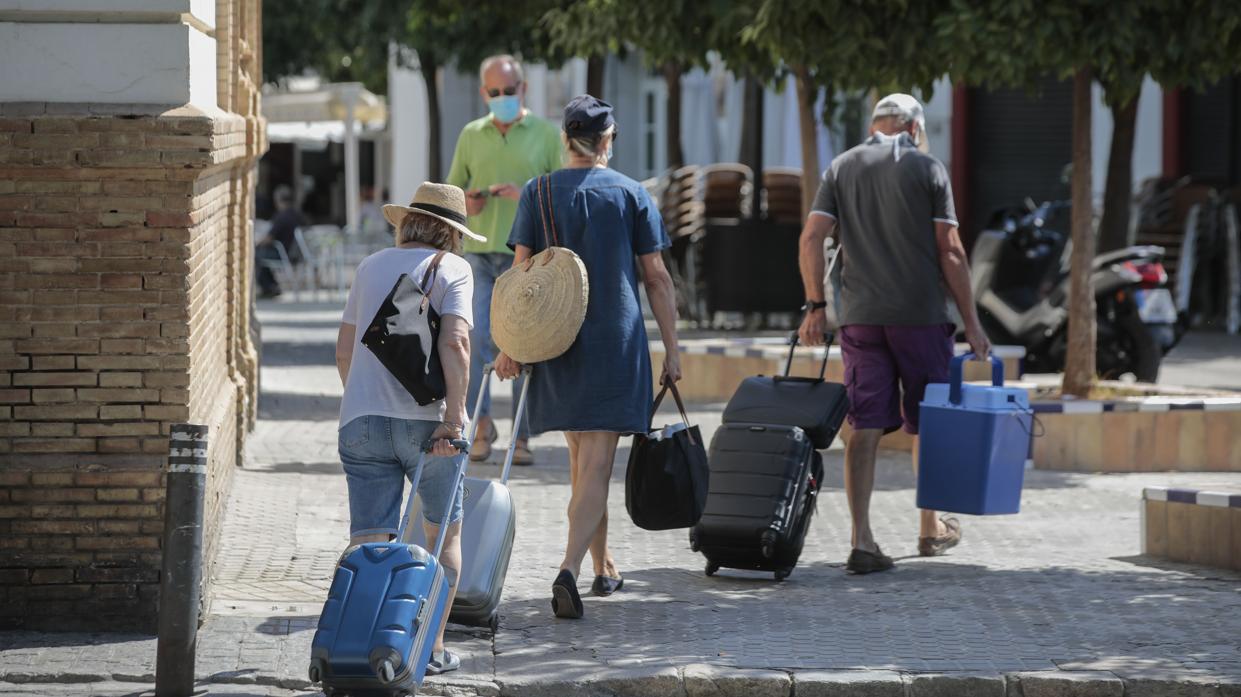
[4,299,1241,696]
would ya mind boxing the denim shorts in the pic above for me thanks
[339,415,465,538]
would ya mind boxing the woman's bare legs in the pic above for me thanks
[559,431,620,579]
[566,433,619,578]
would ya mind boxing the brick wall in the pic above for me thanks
[0,105,261,631]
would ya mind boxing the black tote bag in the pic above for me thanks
[360,251,447,406]
[625,381,710,531]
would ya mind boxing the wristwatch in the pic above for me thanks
[802,300,828,312]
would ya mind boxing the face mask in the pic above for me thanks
[605,144,613,161]
[488,95,521,124]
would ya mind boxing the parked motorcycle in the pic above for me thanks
[971,199,1184,382]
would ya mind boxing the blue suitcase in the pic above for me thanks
[309,440,469,696]
[917,353,1032,515]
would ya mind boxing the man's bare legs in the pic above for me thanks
[844,428,882,552]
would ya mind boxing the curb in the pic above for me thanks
[1,667,1237,696]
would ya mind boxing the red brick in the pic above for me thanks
[12,438,95,453]
[76,388,159,403]
[79,258,163,273]
[0,422,31,437]
[143,371,189,388]
[98,404,142,418]
[78,323,160,338]
[12,488,95,503]
[99,307,144,322]
[30,473,74,486]
[15,405,98,419]
[17,305,96,321]
[76,356,158,370]
[31,423,74,437]
[30,356,75,370]
[13,520,95,535]
[76,422,158,437]
[0,355,30,370]
[0,569,29,584]
[15,338,98,354]
[29,569,76,584]
[30,323,76,337]
[0,389,30,403]
[141,488,165,503]
[76,536,159,550]
[0,504,30,518]
[98,339,145,354]
[13,372,96,387]
[97,437,141,453]
[76,566,156,583]
[96,489,141,503]
[31,389,78,404]
[72,472,151,488]
[75,504,159,519]
[99,274,143,289]
[142,404,189,421]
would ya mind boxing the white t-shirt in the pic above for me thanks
[338,246,474,429]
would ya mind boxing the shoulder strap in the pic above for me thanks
[535,174,559,249]
[419,250,447,295]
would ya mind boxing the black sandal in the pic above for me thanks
[550,569,583,619]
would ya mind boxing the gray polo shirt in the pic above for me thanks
[812,132,957,327]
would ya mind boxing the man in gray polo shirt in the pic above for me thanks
[797,93,991,574]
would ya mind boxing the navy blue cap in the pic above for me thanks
[563,95,614,136]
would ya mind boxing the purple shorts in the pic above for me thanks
[839,324,955,435]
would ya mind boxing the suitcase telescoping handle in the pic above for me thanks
[779,332,834,382]
[499,365,532,485]
[395,438,470,559]
[780,241,841,382]
[948,352,1004,405]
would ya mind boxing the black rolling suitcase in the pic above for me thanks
[721,332,849,449]
[689,423,824,581]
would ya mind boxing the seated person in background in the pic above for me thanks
[256,185,306,298]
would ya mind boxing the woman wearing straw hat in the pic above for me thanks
[334,182,484,673]
[495,95,682,619]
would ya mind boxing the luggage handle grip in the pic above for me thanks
[949,352,1005,405]
[781,332,834,381]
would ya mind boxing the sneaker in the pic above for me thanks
[425,649,460,675]
[845,546,895,575]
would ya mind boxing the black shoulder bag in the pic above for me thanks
[360,250,448,405]
[625,380,710,530]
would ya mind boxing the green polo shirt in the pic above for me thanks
[445,112,563,255]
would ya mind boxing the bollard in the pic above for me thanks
[155,423,208,697]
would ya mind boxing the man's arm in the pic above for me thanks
[797,213,836,346]
[935,221,991,359]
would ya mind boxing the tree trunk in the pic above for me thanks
[794,66,820,221]
[586,55,604,98]
[1098,97,1138,253]
[422,52,442,182]
[663,62,684,170]
[1063,67,1097,398]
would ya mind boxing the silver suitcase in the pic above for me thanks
[405,365,526,632]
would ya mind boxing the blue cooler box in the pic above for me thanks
[917,354,1032,515]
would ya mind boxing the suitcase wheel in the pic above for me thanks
[760,530,778,560]
[704,561,719,577]
[688,529,700,553]
[774,567,791,582]
[489,613,500,633]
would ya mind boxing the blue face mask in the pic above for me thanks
[488,95,522,124]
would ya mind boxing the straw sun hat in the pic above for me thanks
[382,182,487,242]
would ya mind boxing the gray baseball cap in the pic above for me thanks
[872,93,926,134]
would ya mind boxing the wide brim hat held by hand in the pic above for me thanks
[491,175,589,364]
[382,182,487,242]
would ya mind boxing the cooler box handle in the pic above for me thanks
[949,353,1004,405]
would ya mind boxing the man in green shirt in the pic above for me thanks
[446,54,562,464]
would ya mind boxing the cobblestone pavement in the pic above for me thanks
[3,299,1241,696]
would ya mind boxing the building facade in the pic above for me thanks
[0,0,264,631]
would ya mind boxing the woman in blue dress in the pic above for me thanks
[495,95,682,619]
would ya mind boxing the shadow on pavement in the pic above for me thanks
[258,342,336,367]
[496,561,1241,677]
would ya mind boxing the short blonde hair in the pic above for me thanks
[564,124,615,165]
[396,213,462,255]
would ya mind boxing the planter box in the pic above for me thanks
[1032,397,1241,472]
[1142,487,1241,571]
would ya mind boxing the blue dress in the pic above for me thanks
[507,167,671,434]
